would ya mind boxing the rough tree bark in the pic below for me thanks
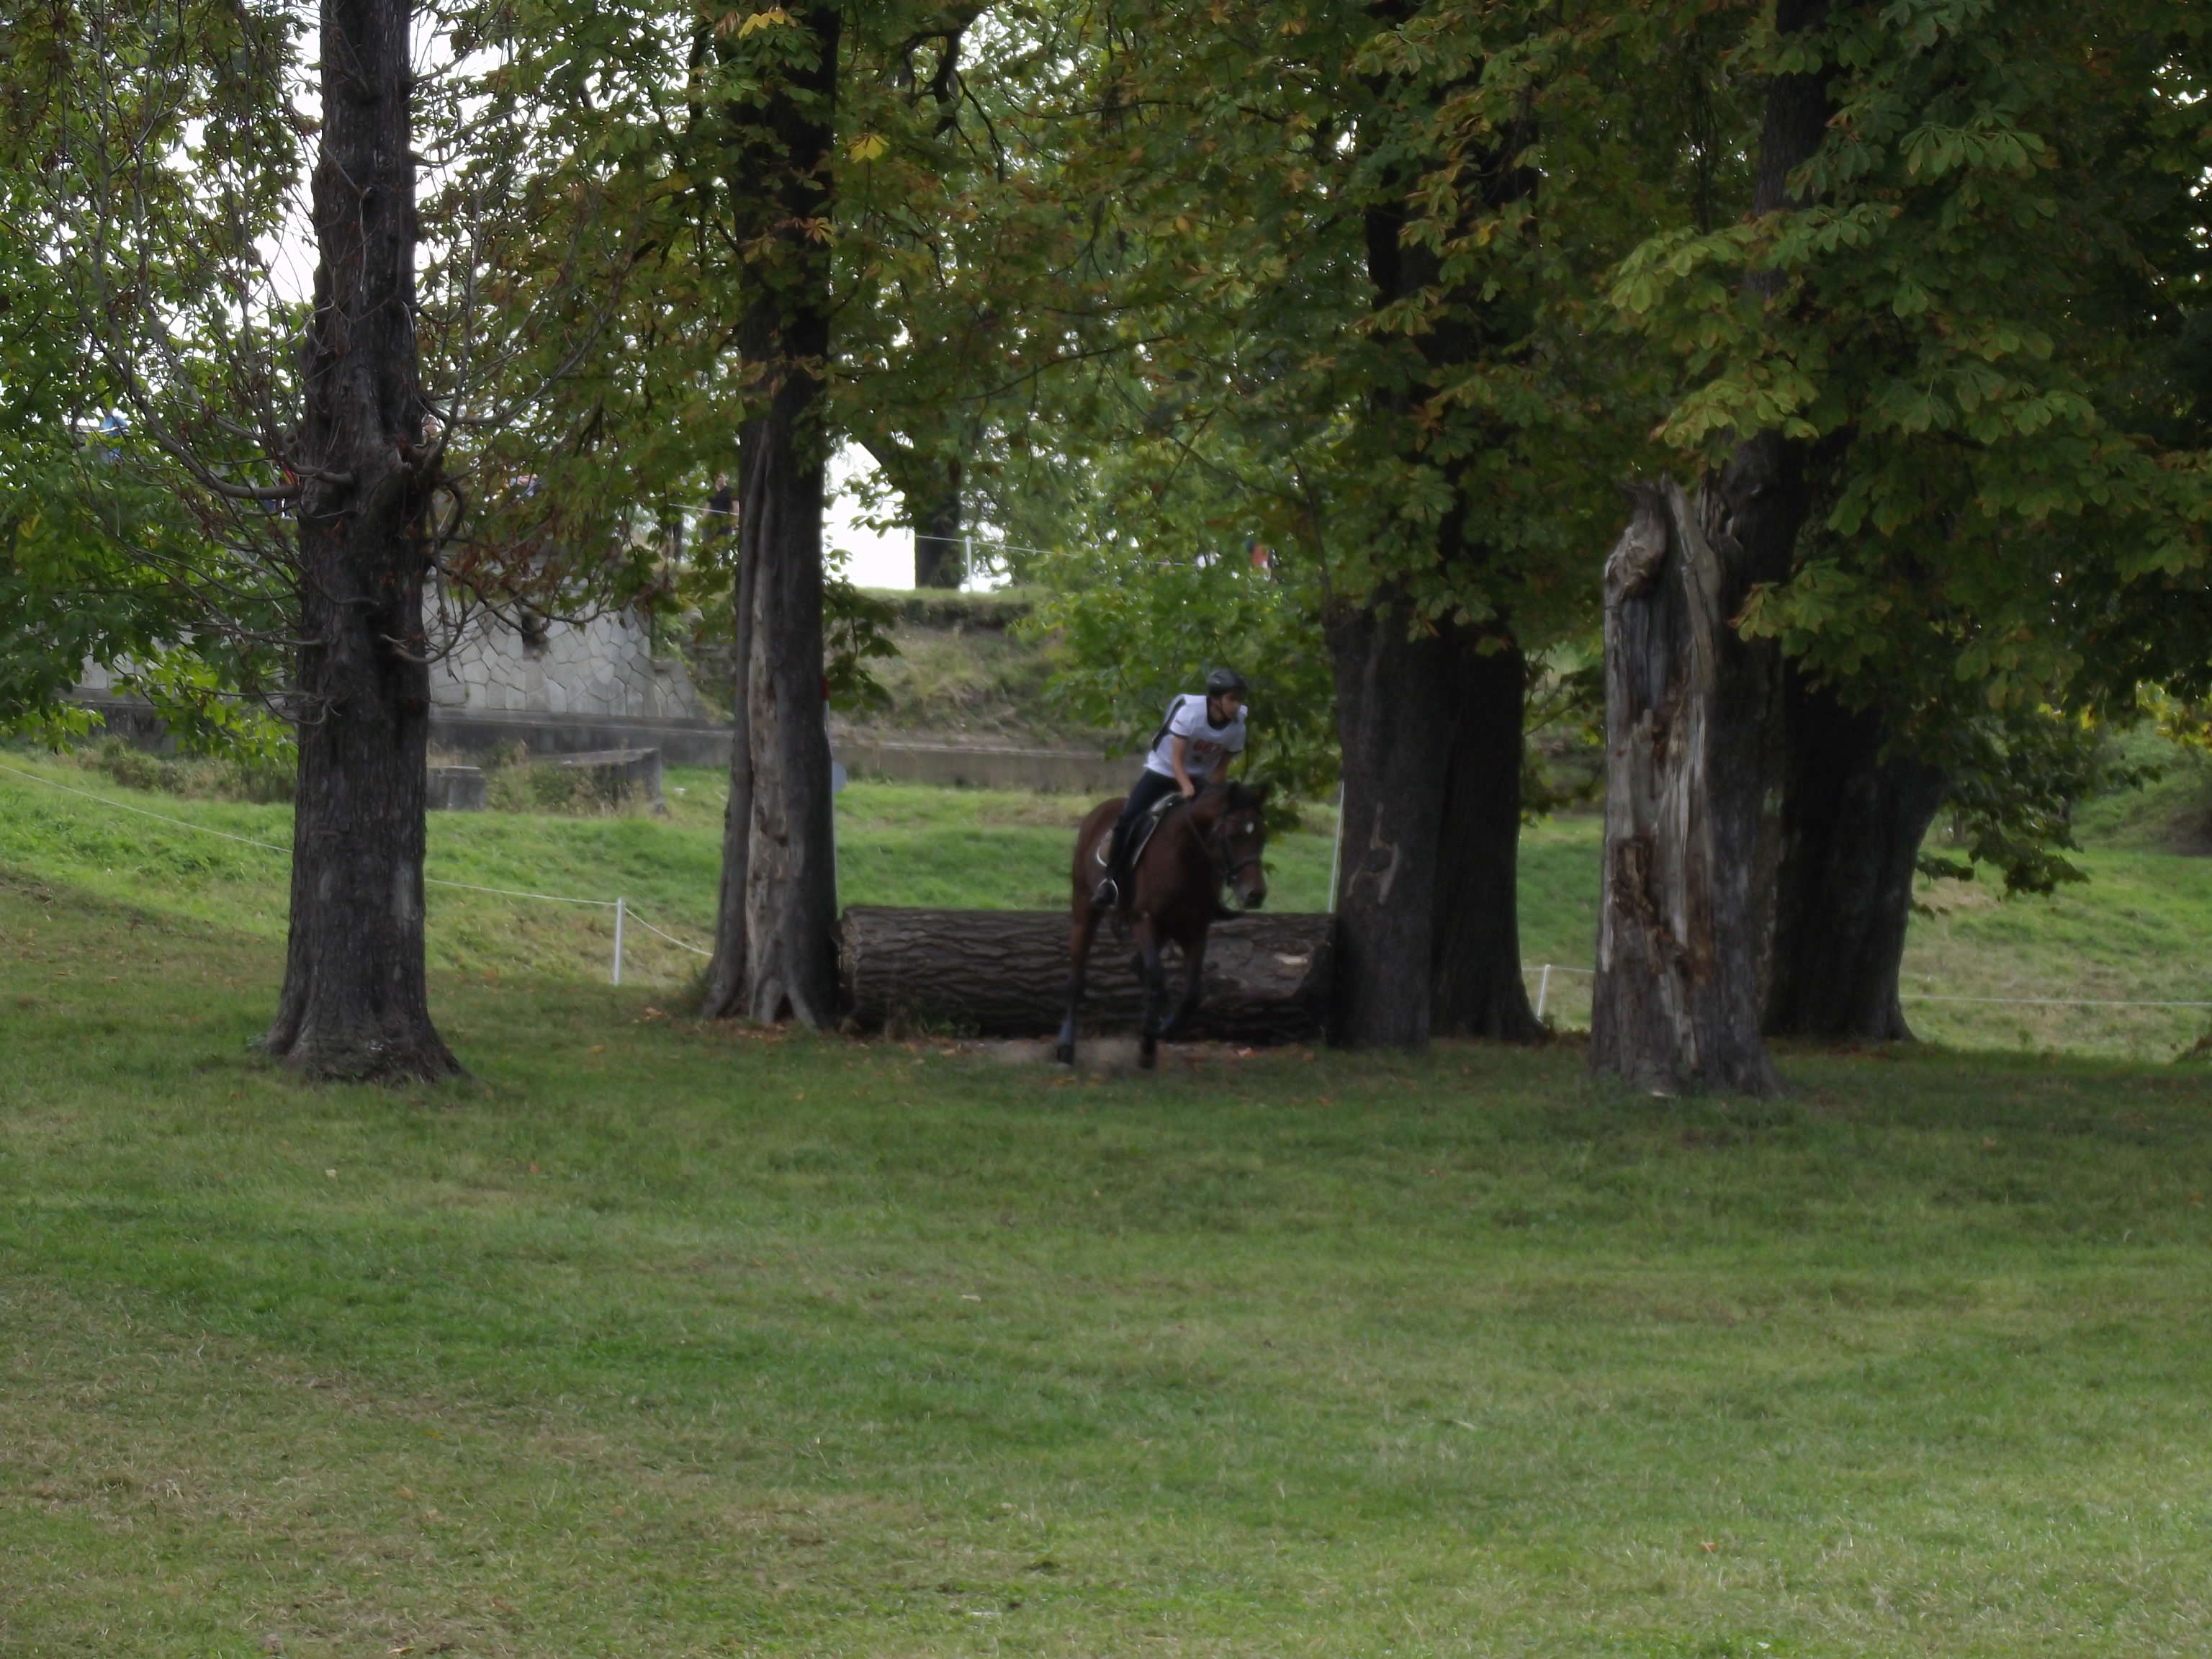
[701,6,841,1027]
[842,908,1333,1042]
[1586,0,1834,1090]
[1589,482,1781,1096]
[1763,667,1946,1040]
[1431,629,1544,1040]
[1326,597,1453,1048]
[914,457,963,590]
[264,0,459,1082]
[1331,42,1542,1048]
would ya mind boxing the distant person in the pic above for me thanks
[1091,667,1249,910]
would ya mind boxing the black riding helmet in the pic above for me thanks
[1205,667,1248,698]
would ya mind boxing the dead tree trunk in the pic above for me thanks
[1764,667,1946,1040]
[264,0,459,1082]
[1326,597,1452,1049]
[842,908,1333,1043]
[1431,628,1543,1040]
[701,6,842,1027]
[1590,482,1781,1096]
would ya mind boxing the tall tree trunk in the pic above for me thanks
[914,457,963,589]
[1336,81,1541,1051]
[1431,628,1542,1039]
[1764,668,1946,1040]
[265,0,458,1082]
[1733,0,1942,1044]
[1326,597,1452,1048]
[1590,482,1781,1096]
[701,6,841,1027]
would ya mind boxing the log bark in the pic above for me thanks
[1590,482,1781,1096]
[1764,668,1946,1040]
[264,0,459,1082]
[1326,597,1452,1049]
[842,908,1334,1043]
[1430,629,1543,1040]
[701,7,841,1027]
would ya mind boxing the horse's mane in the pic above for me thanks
[1193,779,1262,814]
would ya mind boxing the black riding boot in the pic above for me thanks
[1091,826,1130,909]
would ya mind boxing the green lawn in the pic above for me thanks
[10,750,2210,1056]
[6,746,2212,1653]
[5,874,2212,1655]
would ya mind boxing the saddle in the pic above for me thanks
[1094,790,1182,875]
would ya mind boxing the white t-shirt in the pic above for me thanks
[1143,694,1248,780]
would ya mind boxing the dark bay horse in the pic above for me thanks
[1057,780,1269,1069]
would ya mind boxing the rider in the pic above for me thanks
[1091,667,1249,909]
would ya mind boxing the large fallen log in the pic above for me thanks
[839,907,1335,1043]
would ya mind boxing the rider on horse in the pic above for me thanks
[1090,667,1249,910]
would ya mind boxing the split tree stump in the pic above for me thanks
[840,907,1335,1043]
[1590,480,1781,1096]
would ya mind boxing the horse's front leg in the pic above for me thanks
[1161,928,1208,1039]
[1136,922,1169,1070]
[1057,905,1101,1066]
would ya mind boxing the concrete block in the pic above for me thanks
[427,765,487,811]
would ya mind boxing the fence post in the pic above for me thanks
[612,896,624,986]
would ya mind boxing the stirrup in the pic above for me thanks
[1091,877,1120,909]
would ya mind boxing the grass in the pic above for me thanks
[0,756,1341,987]
[9,747,2212,1651]
[6,876,2212,1655]
[9,743,2212,1056]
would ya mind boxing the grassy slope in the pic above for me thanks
[8,746,2212,1054]
[9,752,2212,1651]
[5,882,2212,1657]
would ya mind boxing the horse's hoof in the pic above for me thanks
[1139,1045,1158,1071]
[1053,1042,1074,1066]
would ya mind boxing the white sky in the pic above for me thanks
[825,446,914,590]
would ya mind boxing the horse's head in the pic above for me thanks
[1198,781,1269,910]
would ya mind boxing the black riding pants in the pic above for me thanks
[1105,769,1182,878]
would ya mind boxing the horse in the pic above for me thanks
[1056,779,1270,1069]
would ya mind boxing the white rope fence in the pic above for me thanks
[0,760,714,983]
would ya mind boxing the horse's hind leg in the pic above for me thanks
[1162,930,1208,1040]
[1057,907,1100,1066]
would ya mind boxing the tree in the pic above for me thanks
[21,0,651,1078]
[16,0,467,1079]
[1014,1,1715,1048]
[1611,0,2212,1051]
[686,8,845,1027]
[1588,480,1781,1096]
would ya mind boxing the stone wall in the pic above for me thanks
[430,606,706,723]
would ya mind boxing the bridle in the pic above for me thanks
[1200,806,1265,889]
